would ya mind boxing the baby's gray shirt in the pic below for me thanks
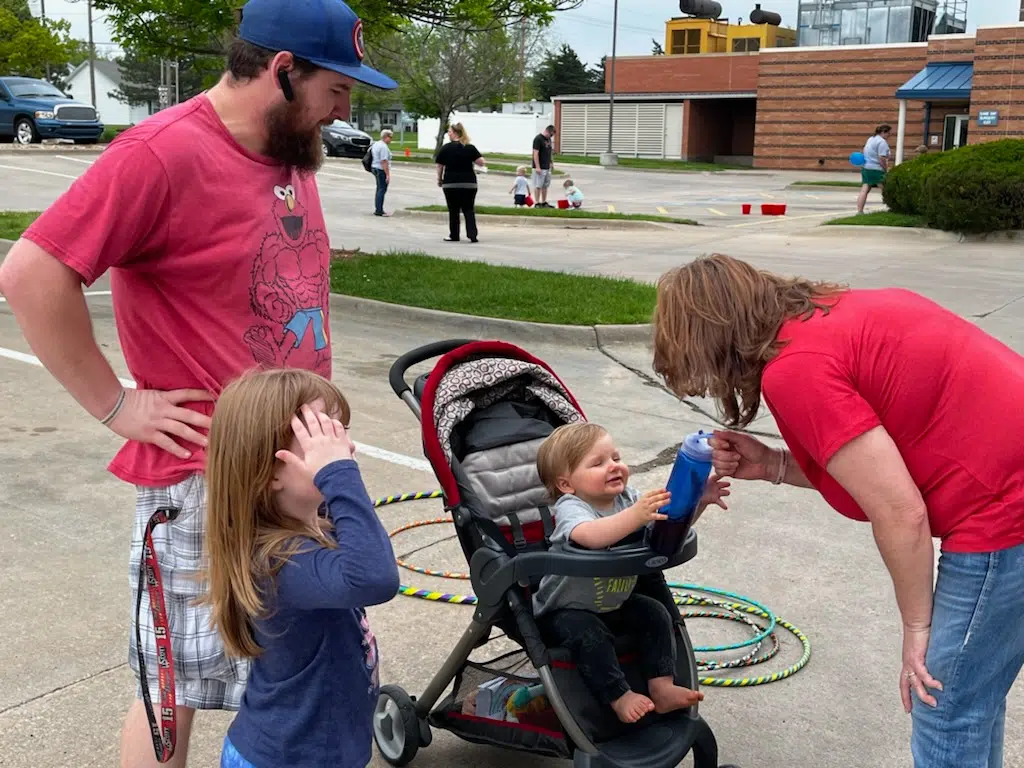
[532,487,641,618]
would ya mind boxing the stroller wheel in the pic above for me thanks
[373,684,422,766]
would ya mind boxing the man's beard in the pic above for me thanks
[264,98,323,172]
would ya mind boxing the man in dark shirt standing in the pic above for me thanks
[532,124,556,208]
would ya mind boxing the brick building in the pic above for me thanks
[552,22,1024,170]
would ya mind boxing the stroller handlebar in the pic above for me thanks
[389,339,476,399]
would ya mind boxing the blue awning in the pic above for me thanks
[895,62,973,101]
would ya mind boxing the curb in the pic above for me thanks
[0,238,651,349]
[786,183,861,191]
[806,225,961,242]
[329,293,651,348]
[398,209,691,231]
[0,145,107,155]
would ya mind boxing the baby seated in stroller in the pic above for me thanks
[532,423,730,724]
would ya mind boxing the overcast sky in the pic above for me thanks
[28,0,1021,66]
[550,0,1021,67]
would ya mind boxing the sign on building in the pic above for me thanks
[978,110,999,127]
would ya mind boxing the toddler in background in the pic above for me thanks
[563,178,584,208]
[510,166,531,207]
[204,368,400,768]
[532,422,729,724]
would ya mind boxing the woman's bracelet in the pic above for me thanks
[772,448,789,485]
[100,388,126,426]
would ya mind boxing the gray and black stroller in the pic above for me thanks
[373,339,738,768]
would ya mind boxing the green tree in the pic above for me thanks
[530,43,593,101]
[89,0,582,64]
[373,24,522,152]
[111,48,214,107]
[589,55,606,92]
[0,0,80,82]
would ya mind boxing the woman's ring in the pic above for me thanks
[905,670,916,679]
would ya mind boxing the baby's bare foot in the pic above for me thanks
[610,691,655,724]
[647,679,705,714]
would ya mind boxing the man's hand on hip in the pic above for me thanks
[108,388,214,459]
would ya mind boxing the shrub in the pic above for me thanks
[882,151,945,215]
[921,139,1024,234]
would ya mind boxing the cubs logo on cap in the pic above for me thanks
[353,18,365,61]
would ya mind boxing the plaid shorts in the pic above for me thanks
[128,473,250,710]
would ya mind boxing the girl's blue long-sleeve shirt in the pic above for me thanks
[226,460,400,768]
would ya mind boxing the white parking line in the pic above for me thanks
[52,155,95,166]
[707,208,727,217]
[0,290,111,303]
[0,345,433,473]
[0,163,78,180]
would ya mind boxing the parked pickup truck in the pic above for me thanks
[0,76,104,144]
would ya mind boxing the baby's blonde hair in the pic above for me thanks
[536,422,608,500]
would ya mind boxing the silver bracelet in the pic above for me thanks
[100,388,126,426]
[772,448,788,485]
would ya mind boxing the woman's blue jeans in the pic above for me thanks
[911,541,1024,767]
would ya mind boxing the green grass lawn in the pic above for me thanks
[409,204,699,226]
[791,180,862,188]
[825,211,928,227]
[0,211,653,324]
[331,251,654,325]
[0,211,39,240]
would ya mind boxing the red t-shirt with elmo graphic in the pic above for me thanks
[23,93,332,487]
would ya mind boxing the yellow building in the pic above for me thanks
[664,16,797,55]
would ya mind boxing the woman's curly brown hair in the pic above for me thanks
[651,253,847,428]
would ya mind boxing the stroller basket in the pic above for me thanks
[374,340,733,768]
[429,645,571,760]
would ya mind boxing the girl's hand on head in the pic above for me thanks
[275,403,354,477]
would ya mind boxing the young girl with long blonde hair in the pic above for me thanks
[203,368,399,768]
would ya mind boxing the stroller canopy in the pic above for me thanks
[419,341,586,507]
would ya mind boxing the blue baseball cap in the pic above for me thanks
[238,0,398,90]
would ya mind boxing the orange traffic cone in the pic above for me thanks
[404,148,411,157]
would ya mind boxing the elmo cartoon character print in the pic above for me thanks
[243,183,331,376]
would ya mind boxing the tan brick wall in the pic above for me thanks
[968,26,1024,143]
[604,53,759,95]
[754,45,928,170]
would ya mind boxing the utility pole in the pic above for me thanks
[40,0,51,81]
[600,0,619,166]
[517,17,526,102]
[86,0,97,108]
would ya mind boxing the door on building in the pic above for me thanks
[942,114,969,150]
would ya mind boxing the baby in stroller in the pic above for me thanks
[533,422,730,724]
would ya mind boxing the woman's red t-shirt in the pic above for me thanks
[761,287,1024,553]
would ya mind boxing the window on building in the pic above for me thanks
[670,28,702,55]
[731,37,761,52]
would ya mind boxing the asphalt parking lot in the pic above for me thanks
[0,148,878,230]
[1,151,1022,768]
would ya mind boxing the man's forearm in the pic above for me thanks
[1,244,123,420]
[872,515,934,629]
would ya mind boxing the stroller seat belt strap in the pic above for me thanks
[506,512,527,551]
[537,505,554,544]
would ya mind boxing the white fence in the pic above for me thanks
[417,112,552,155]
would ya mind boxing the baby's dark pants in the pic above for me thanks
[539,593,677,707]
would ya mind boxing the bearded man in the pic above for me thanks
[0,0,396,765]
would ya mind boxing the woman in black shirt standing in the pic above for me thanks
[434,123,487,242]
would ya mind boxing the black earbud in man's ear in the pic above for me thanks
[277,68,294,102]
